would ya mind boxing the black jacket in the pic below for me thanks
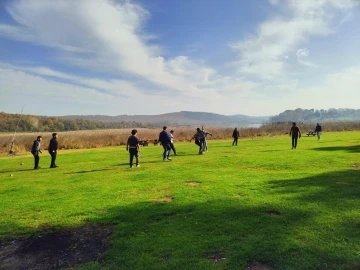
[31,140,40,153]
[158,130,171,144]
[48,138,58,152]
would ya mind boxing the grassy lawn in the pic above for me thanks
[1,132,359,269]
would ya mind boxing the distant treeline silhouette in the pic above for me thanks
[270,108,360,122]
[0,112,171,132]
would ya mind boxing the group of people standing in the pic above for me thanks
[31,123,322,169]
[126,126,213,168]
[126,126,179,168]
[31,133,59,169]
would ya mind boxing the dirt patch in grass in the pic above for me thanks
[266,210,280,216]
[352,163,360,168]
[206,251,226,262]
[246,262,272,270]
[0,224,113,270]
[234,193,247,199]
[151,197,174,203]
[184,181,201,186]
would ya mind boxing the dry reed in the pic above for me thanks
[1,121,359,154]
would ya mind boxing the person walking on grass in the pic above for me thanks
[190,128,206,154]
[201,127,212,152]
[232,128,240,146]
[159,126,172,161]
[48,133,59,168]
[170,130,177,156]
[314,123,322,140]
[31,136,42,169]
[126,129,140,168]
[290,122,301,149]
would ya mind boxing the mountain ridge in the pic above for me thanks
[59,111,269,126]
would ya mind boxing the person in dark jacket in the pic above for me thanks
[126,129,140,168]
[169,130,177,156]
[314,123,322,140]
[31,136,42,169]
[190,128,206,154]
[289,122,301,149]
[159,126,172,161]
[232,128,240,146]
[48,133,59,168]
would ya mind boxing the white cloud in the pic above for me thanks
[0,0,359,117]
[231,0,358,80]
[296,48,316,67]
[0,0,213,97]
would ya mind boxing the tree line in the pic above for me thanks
[270,108,360,122]
[0,112,170,132]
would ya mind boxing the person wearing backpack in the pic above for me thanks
[31,136,42,169]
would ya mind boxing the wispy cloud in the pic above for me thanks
[0,0,218,98]
[230,0,358,80]
[0,0,359,116]
[296,48,316,67]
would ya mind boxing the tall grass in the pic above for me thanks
[1,121,359,154]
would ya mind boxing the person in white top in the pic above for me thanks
[201,127,212,152]
[169,130,177,155]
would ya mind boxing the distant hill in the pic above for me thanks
[269,108,360,122]
[60,111,270,127]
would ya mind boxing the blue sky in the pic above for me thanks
[0,0,360,116]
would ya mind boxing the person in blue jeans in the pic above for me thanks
[314,123,322,140]
[159,126,172,161]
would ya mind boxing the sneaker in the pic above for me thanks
[167,158,172,161]
[136,164,140,167]
[130,166,133,169]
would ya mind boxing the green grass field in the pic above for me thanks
[1,132,360,269]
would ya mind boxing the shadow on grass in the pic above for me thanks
[1,170,360,269]
[310,145,360,153]
[64,168,114,174]
[0,169,36,174]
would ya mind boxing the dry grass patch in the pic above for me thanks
[151,197,174,203]
[184,181,201,186]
